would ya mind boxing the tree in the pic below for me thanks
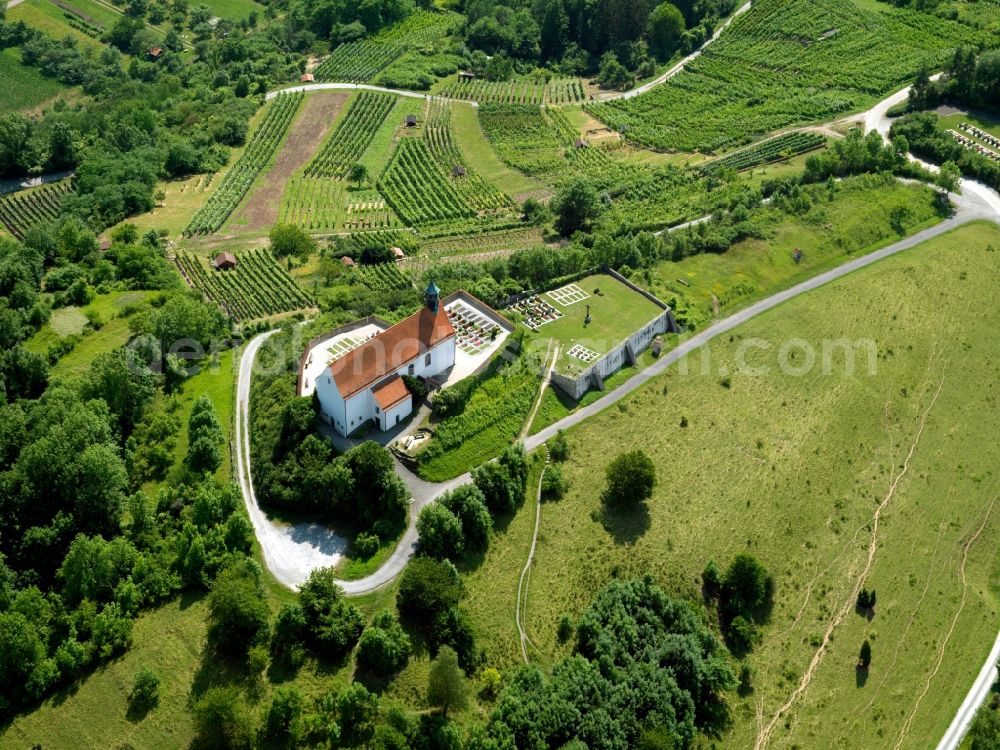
[337,683,379,746]
[417,503,464,560]
[397,557,461,625]
[540,0,568,61]
[208,560,270,658]
[357,611,412,674]
[193,686,256,750]
[270,223,316,259]
[438,485,492,551]
[720,554,772,622]
[298,567,365,657]
[937,160,962,193]
[969,704,1000,750]
[552,178,601,236]
[596,51,633,91]
[79,347,158,438]
[647,2,685,59]
[186,395,224,474]
[472,461,518,515]
[348,163,368,187]
[264,686,304,747]
[603,449,656,508]
[858,639,872,669]
[427,646,468,717]
[187,434,221,474]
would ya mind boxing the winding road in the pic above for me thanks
[238,34,1000,749]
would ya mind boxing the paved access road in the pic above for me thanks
[234,181,998,592]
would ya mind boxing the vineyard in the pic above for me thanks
[440,76,586,105]
[279,180,401,232]
[305,92,397,178]
[175,249,314,321]
[314,11,460,82]
[353,262,411,292]
[184,92,303,236]
[349,230,419,254]
[479,104,639,190]
[378,138,477,226]
[424,98,514,214]
[587,0,985,154]
[698,131,826,175]
[0,181,72,240]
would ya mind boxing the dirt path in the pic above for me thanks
[517,446,549,664]
[520,342,558,441]
[235,92,349,232]
[754,371,948,750]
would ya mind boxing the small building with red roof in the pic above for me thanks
[300,72,315,83]
[315,281,456,436]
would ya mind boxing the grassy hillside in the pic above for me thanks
[467,221,1000,749]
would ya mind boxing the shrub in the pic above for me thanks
[858,639,872,669]
[357,611,412,674]
[702,559,721,597]
[353,532,380,559]
[541,464,567,500]
[128,666,159,711]
[548,429,569,462]
[557,613,574,642]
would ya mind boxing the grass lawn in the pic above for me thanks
[460,451,547,670]
[471,221,1000,750]
[195,0,264,20]
[652,175,946,329]
[358,97,413,179]
[0,596,209,750]
[524,272,663,377]
[24,291,157,380]
[0,48,67,112]
[451,102,545,199]
[7,0,105,47]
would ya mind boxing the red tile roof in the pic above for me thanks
[330,305,454,399]
[372,375,410,410]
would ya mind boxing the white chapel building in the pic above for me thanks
[315,282,457,436]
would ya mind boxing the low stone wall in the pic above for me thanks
[550,307,679,401]
[296,315,391,396]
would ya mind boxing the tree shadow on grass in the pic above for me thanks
[125,696,157,724]
[856,665,869,688]
[597,499,650,546]
[191,642,266,704]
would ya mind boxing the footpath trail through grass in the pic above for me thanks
[468,221,1000,750]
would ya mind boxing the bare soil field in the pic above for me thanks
[234,91,349,232]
